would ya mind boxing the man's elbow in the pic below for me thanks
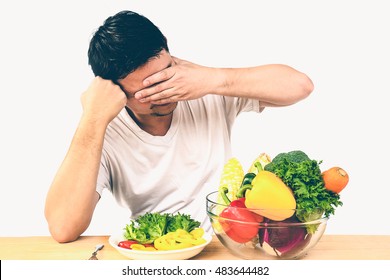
[47,222,82,243]
[275,72,314,107]
[45,211,85,243]
[297,73,314,101]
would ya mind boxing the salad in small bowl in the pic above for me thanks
[109,212,211,260]
[207,150,349,259]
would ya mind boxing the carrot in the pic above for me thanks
[322,167,349,194]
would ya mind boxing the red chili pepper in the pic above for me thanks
[220,198,263,243]
[117,240,139,249]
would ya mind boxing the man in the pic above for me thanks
[45,10,313,243]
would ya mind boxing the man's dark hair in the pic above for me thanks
[88,10,169,80]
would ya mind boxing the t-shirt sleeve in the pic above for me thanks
[223,96,263,119]
[96,150,111,197]
[237,97,262,114]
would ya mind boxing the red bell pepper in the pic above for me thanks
[219,197,263,243]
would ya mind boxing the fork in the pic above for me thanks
[88,244,104,260]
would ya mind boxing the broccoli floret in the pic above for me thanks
[265,150,310,172]
[274,150,310,163]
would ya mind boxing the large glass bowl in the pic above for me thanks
[206,191,328,259]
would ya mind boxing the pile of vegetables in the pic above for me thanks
[118,212,206,251]
[216,150,349,256]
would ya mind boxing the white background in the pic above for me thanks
[0,0,389,237]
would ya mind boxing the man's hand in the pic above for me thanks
[81,77,127,125]
[134,57,216,104]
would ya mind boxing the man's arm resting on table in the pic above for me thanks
[44,77,127,243]
[44,118,105,243]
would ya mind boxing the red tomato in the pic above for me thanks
[117,240,139,249]
[220,198,263,243]
[118,240,157,250]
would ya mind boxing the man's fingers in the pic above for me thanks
[138,87,175,103]
[134,84,162,100]
[150,94,179,105]
[142,67,174,87]
[135,78,174,100]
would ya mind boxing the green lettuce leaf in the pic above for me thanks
[265,152,343,230]
[123,212,201,244]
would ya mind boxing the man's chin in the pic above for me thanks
[150,102,177,117]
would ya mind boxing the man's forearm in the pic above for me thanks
[212,64,314,106]
[44,116,107,242]
[133,60,314,106]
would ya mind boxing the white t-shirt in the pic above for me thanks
[96,94,261,231]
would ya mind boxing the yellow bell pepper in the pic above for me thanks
[190,228,204,239]
[153,229,206,251]
[245,170,296,221]
[130,244,157,251]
